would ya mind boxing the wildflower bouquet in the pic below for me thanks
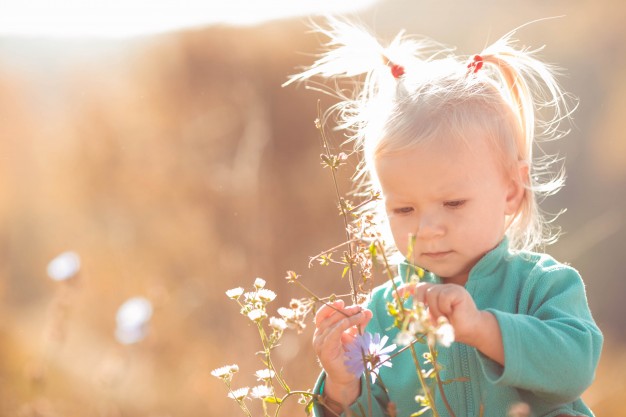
[212,105,462,417]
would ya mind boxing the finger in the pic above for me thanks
[314,299,345,327]
[425,286,442,319]
[317,304,363,334]
[313,307,364,357]
[358,309,372,333]
[341,310,372,345]
[413,282,434,305]
[438,286,464,317]
[340,329,356,346]
[317,310,370,354]
[396,283,414,298]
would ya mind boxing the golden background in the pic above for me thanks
[0,1,624,416]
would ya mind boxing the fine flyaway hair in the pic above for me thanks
[284,17,576,252]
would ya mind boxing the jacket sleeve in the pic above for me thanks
[477,263,603,403]
[311,373,390,417]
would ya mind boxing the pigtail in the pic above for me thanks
[283,18,441,148]
[283,18,389,141]
[283,18,386,86]
[478,31,575,250]
[480,34,573,160]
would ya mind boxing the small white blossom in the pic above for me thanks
[257,289,276,303]
[211,364,239,379]
[277,307,295,320]
[244,292,260,303]
[226,287,244,299]
[253,277,266,289]
[115,297,153,345]
[436,322,455,347]
[395,330,414,347]
[255,368,275,381]
[269,317,287,331]
[250,385,273,399]
[408,318,425,334]
[47,251,81,281]
[228,387,249,401]
[247,309,267,322]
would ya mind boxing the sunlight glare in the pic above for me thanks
[0,0,380,38]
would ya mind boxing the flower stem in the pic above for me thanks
[316,100,358,306]
[376,240,440,417]
[308,239,359,267]
[428,344,457,417]
[256,322,290,395]
[226,382,253,417]
[409,345,440,417]
[290,280,352,319]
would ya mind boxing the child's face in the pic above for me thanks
[375,136,521,284]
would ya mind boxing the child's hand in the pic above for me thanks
[399,282,482,345]
[313,299,372,405]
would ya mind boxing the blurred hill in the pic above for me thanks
[0,1,625,416]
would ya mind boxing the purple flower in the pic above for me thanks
[344,332,396,383]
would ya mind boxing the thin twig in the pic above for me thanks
[316,100,358,306]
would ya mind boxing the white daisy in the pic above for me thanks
[228,387,249,401]
[254,368,275,381]
[250,385,273,399]
[257,289,276,303]
[247,309,267,322]
[435,322,455,347]
[269,317,287,331]
[211,364,239,379]
[226,287,244,299]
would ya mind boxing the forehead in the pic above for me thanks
[374,135,505,197]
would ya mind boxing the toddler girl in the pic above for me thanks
[286,19,603,417]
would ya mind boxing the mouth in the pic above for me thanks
[422,251,453,259]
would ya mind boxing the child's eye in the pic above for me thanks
[444,200,466,208]
[392,207,414,215]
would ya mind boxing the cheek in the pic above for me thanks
[388,219,411,252]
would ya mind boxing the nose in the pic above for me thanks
[415,211,445,240]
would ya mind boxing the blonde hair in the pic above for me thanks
[285,18,574,251]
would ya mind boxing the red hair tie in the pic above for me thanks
[382,55,405,79]
[390,63,405,79]
[467,54,484,74]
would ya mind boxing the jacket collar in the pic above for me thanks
[397,236,510,284]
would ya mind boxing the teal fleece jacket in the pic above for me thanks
[313,238,603,417]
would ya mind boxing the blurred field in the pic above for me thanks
[0,1,625,416]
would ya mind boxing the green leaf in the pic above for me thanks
[305,399,314,416]
[263,396,282,404]
[368,242,377,257]
[342,265,349,278]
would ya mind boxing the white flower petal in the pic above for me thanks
[247,309,267,322]
[116,297,153,328]
[228,387,249,400]
[250,385,272,399]
[436,323,455,347]
[257,289,276,302]
[47,251,81,281]
[211,364,239,378]
[255,368,275,380]
[269,317,287,331]
[226,287,244,299]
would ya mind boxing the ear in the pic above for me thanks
[504,161,529,216]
